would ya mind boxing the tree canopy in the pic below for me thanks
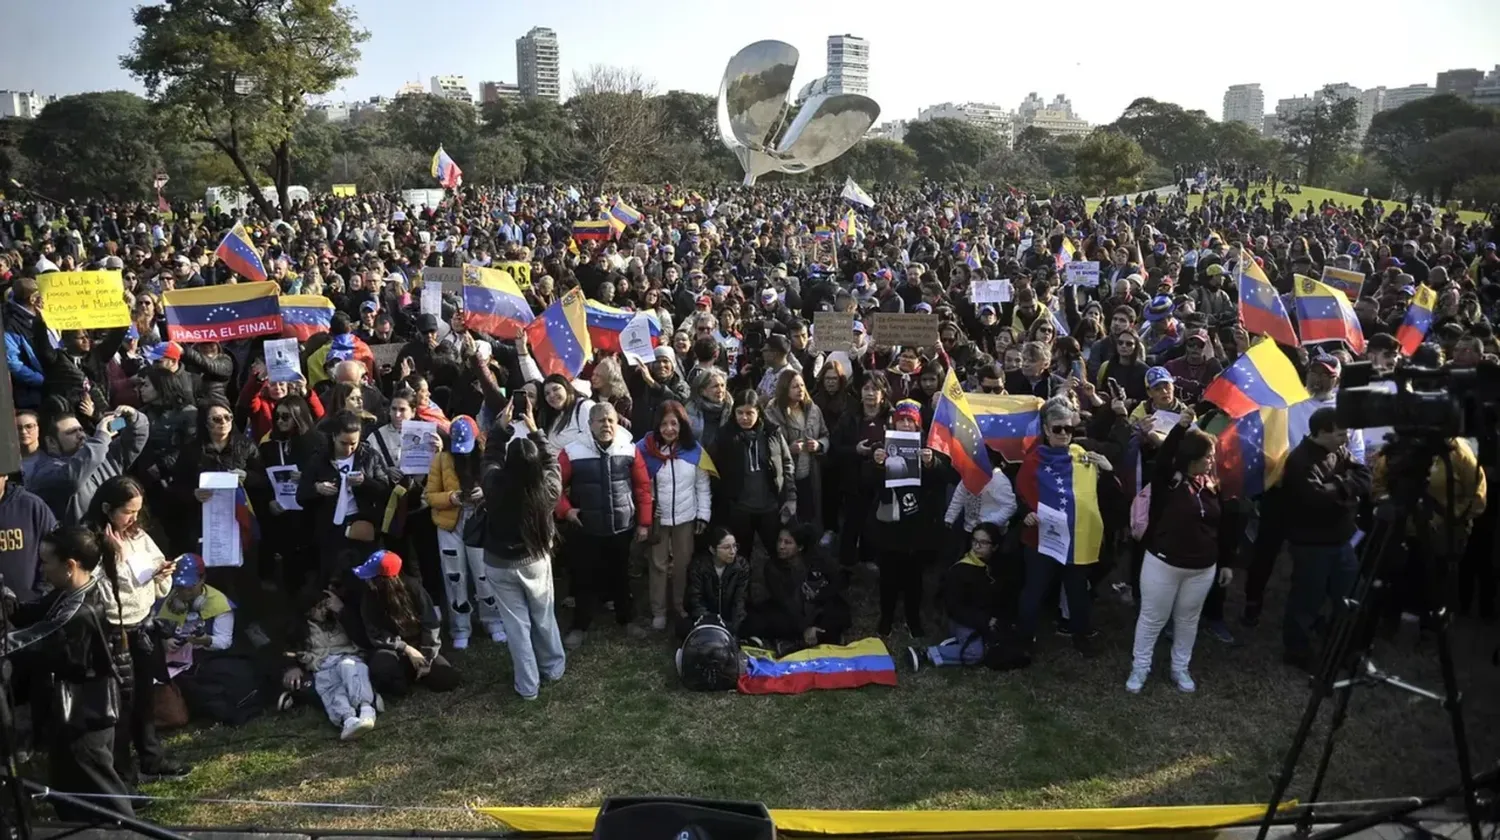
[19,92,162,201]
[903,118,1003,182]
[1281,89,1359,187]
[1073,129,1147,195]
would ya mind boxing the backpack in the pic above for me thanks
[676,616,746,692]
[1129,485,1153,541]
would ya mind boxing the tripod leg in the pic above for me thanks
[1431,609,1483,840]
[1298,674,1358,834]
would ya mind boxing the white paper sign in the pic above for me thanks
[420,281,443,316]
[333,459,357,525]
[264,338,301,383]
[1017,237,1033,260]
[1150,410,1181,435]
[884,429,922,488]
[971,280,1012,304]
[266,465,302,511]
[398,420,438,475]
[199,472,243,568]
[620,313,656,365]
[1037,502,1071,564]
[1064,261,1100,287]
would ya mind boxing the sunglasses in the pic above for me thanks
[1048,425,1074,436]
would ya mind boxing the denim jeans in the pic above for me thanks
[1017,548,1092,642]
[489,558,567,698]
[927,621,986,666]
[1282,542,1360,657]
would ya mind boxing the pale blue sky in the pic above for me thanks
[2,0,1497,124]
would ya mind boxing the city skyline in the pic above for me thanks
[1,0,1496,126]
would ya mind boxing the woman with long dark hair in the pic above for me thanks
[831,371,891,569]
[257,394,317,594]
[81,476,191,788]
[765,369,829,532]
[356,549,461,697]
[479,400,567,700]
[709,390,796,562]
[637,400,713,630]
[425,415,505,648]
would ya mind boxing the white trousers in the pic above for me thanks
[313,655,374,726]
[1131,552,1216,673]
[436,508,504,638]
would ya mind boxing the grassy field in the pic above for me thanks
[1091,185,1488,224]
[116,560,1500,833]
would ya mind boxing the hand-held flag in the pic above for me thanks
[431,146,463,189]
[164,282,282,343]
[214,222,268,283]
[1237,260,1298,347]
[927,370,994,493]
[1202,340,1310,418]
[1395,284,1438,356]
[461,265,534,340]
[523,289,591,378]
[1293,275,1365,354]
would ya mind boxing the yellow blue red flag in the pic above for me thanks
[164,281,282,343]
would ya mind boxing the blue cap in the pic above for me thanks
[172,553,205,588]
[353,549,402,580]
[914,302,933,313]
[450,415,479,454]
[1145,367,1175,389]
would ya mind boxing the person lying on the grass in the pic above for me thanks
[281,585,380,741]
[908,522,1003,670]
[153,553,261,725]
[741,523,849,654]
[356,550,462,696]
[680,526,749,639]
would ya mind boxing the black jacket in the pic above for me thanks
[296,440,397,553]
[750,550,849,635]
[711,419,796,514]
[32,311,124,410]
[1281,436,1372,546]
[179,346,235,403]
[7,577,128,736]
[684,553,750,635]
[939,555,997,632]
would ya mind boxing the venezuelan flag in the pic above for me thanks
[608,199,642,234]
[1293,275,1365,354]
[1238,259,1298,347]
[431,146,462,189]
[214,222,267,283]
[584,299,657,354]
[1203,340,1310,419]
[164,281,282,343]
[838,209,863,241]
[1054,236,1077,271]
[234,486,260,551]
[461,265,534,340]
[1029,444,1104,566]
[967,392,1044,465]
[1395,284,1437,356]
[572,220,612,242]
[523,289,591,378]
[813,226,833,241]
[637,437,718,479]
[280,294,335,341]
[928,371,994,493]
[1201,407,1290,501]
[1318,265,1364,302]
[737,638,897,695]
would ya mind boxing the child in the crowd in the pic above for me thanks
[285,586,380,740]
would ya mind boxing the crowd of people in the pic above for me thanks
[0,177,1495,819]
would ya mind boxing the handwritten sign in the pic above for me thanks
[970,280,1012,304]
[1319,266,1364,302]
[1064,261,1100,287]
[420,267,461,292]
[494,260,532,291]
[812,311,854,352]
[38,271,130,330]
[870,313,938,348]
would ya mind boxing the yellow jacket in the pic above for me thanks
[1372,438,1488,538]
[425,452,465,532]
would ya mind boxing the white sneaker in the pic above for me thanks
[651,616,667,631]
[340,716,374,741]
[905,646,923,672]
[1171,669,1197,693]
[374,695,385,713]
[451,635,470,651]
[1125,667,1149,694]
[358,704,376,727]
[489,627,507,643]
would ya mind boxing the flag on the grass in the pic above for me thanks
[431,146,462,189]
[584,299,657,353]
[840,177,875,208]
[737,638,898,695]
[523,289,591,378]
[1395,284,1438,356]
[1238,259,1298,347]
[461,265,534,340]
[967,392,1044,464]
[213,222,267,283]
[572,220,612,242]
[1023,444,1104,567]
[608,199,642,234]
[280,294,336,341]
[164,282,282,343]
[1293,275,1365,354]
[1203,340,1310,418]
[1201,407,1290,500]
[928,370,994,493]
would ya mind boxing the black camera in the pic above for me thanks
[1336,360,1500,455]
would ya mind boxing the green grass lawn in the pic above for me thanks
[1091,185,1487,224]
[118,562,1500,833]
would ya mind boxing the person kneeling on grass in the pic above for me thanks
[741,524,850,655]
[281,586,381,741]
[907,522,1003,670]
[356,550,461,696]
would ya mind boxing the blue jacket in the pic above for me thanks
[4,300,44,409]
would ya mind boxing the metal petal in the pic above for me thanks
[774,93,881,169]
[718,40,799,150]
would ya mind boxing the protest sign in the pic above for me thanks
[398,420,438,475]
[420,282,443,316]
[494,260,532,291]
[331,184,358,197]
[266,466,301,511]
[884,430,922,488]
[370,342,403,372]
[870,313,938,348]
[970,280,1013,304]
[1064,261,1100,287]
[263,338,301,382]
[620,313,656,365]
[199,472,243,568]
[37,271,130,330]
[1319,266,1364,302]
[813,311,854,352]
[420,266,462,291]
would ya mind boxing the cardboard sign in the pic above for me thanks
[370,342,403,372]
[970,280,1012,304]
[870,313,938,348]
[331,184,358,197]
[1064,261,1100,287]
[38,271,131,330]
[1319,266,1364,302]
[813,311,854,352]
[421,267,462,291]
[494,260,532,291]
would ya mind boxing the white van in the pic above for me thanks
[205,185,312,213]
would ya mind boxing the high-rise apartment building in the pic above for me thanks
[430,75,473,105]
[1382,83,1435,111]
[0,90,54,118]
[1222,83,1264,132]
[826,34,869,96]
[480,81,523,105]
[915,103,1014,147]
[517,26,561,102]
[1472,66,1500,109]
[1357,87,1385,138]
[1437,68,1484,99]
[1015,93,1091,138]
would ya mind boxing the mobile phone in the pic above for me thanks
[511,391,529,416]
[108,416,127,433]
[1071,360,1084,381]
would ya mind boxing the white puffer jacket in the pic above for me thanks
[646,448,713,527]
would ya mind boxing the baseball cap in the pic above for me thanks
[172,553,206,588]
[1184,328,1210,346]
[761,287,778,304]
[695,294,712,309]
[914,302,933,314]
[1145,367,1175,389]
[1313,354,1341,375]
[979,304,997,316]
[450,415,479,454]
[1205,263,1225,277]
[852,320,867,335]
[361,300,379,312]
[853,271,869,288]
[354,549,403,580]
[146,341,183,363]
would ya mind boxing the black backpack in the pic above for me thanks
[677,616,746,692]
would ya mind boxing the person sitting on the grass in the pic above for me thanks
[356,550,461,696]
[153,554,261,726]
[741,523,850,653]
[280,585,380,741]
[681,526,749,638]
[907,522,1003,670]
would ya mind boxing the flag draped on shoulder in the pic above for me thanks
[927,370,994,493]
[1203,340,1311,418]
[1293,275,1365,354]
[1028,444,1104,567]
[164,282,282,343]
[1237,259,1298,347]
[461,265,534,340]
[214,222,267,283]
[524,289,591,378]
[431,146,462,189]
[1395,284,1437,356]
[840,177,875,208]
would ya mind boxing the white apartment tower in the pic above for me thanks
[826,34,869,96]
[430,75,473,105]
[1222,84,1264,132]
[517,27,561,102]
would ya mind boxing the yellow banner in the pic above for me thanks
[494,260,532,290]
[332,183,358,197]
[38,270,131,330]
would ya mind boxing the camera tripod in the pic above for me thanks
[1254,433,1492,840]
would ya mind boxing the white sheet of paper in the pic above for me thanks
[199,472,243,568]
[333,474,355,526]
[1065,261,1100,287]
[620,313,655,365]
[264,338,301,382]
[420,282,443,316]
[970,280,1012,304]
[1037,502,1071,564]
[1151,410,1181,435]
[128,555,159,586]
[266,465,301,511]
[398,420,438,475]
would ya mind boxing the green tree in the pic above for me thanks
[1281,88,1359,187]
[902,118,1002,182]
[384,93,478,161]
[1204,120,1281,170]
[18,92,161,201]
[466,136,526,186]
[1014,127,1084,181]
[0,118,34,189]
[1107,98,1213,167]
[655,90,718,147]
[976,148,1048,191]
[1409,127,1500,202]
[289,110,338,189]
[1073,129,1147,195]
[358,146,425,193]
[817,138,921,185]
[569,66,664,189]
[1364,94,1498,190]
[122,0,367,216]
[495,99,579,182]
